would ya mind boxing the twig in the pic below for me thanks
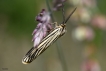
[45,0,68,71]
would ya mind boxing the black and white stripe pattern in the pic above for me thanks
[22,24,66,64]
[22,7,77,64]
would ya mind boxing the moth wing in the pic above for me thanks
[22,27,62,64]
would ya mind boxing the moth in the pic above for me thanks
[22,4,77,64]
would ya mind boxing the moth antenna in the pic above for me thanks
[62,2,65,24]
[65,7,77,23]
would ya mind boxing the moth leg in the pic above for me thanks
[52,22,59,26]
[51,22,57,25]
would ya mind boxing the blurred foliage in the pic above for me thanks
[0,0,45,37]
[0,0,105,36]
[0,0,106,71]
[97,0,106,14]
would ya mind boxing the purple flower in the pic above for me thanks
[53,0,66,11]
[32,9,53,47]
[91,14,106,30]
[81,59,101,71]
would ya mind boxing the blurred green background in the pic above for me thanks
[0,0,106,71]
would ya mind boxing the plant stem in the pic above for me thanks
[45,0,55,22]
[56,41,68,71]
[45,0,68,71]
